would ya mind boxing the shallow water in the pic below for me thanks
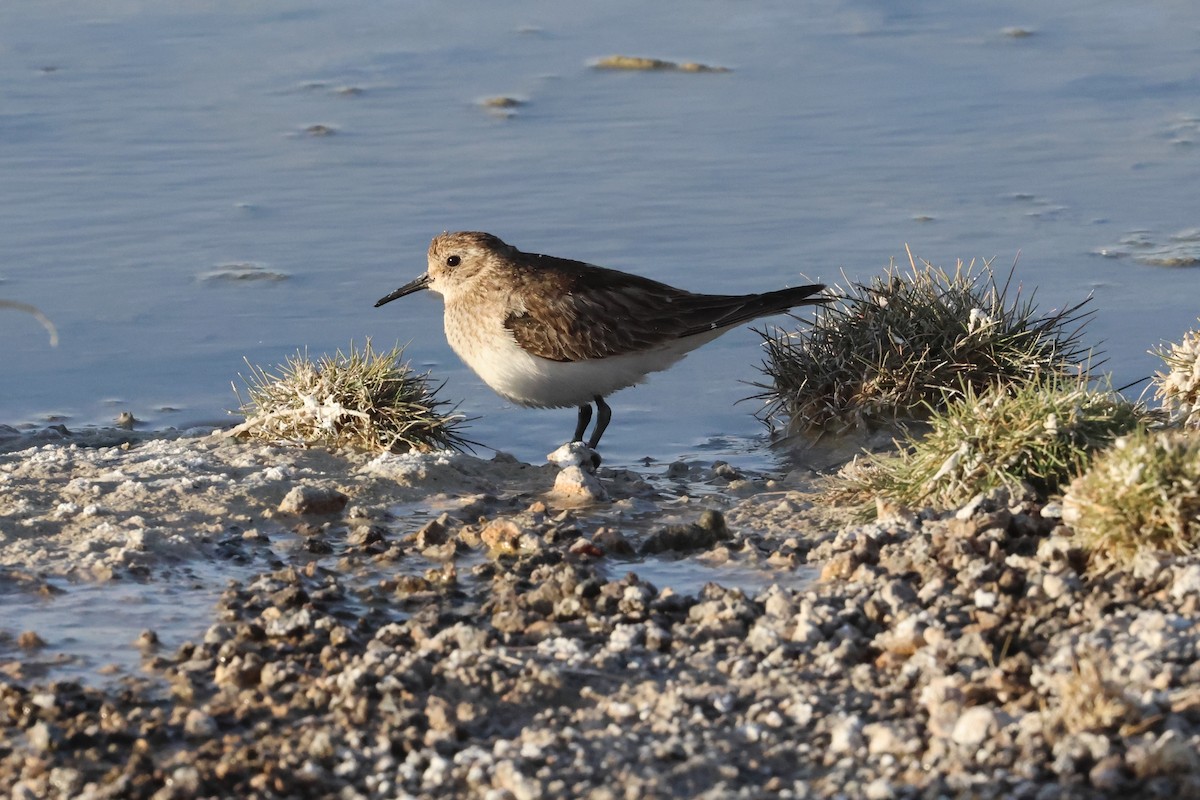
[0,573,228,685]
[3,0,1200,470]
[624,559,816,600]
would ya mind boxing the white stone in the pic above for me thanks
[828,714,864,754]
[973,588,997,609]
[546,441,597,469]
[552,465,608,502]
[951,706,996,747]
[1170,563,1200,600]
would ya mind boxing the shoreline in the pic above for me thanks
[2,428,1198,797]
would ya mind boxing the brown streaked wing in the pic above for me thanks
[502,251,825,363]
[504,257,698,362]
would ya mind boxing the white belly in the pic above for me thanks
[444,309,724,408]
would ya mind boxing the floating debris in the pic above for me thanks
[1093,228,1200,267]
[1163,114,1200,147]
[481,96,524,109]
[0,299,58,346]
[304,123,336,137]
[197,263,289,283]
[479,96,526,119]
[593,55,730,73]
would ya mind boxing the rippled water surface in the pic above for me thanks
[3,0,1200,467]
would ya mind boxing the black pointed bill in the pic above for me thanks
[375,273,431,307]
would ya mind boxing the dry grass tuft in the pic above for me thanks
[230,340,468,453]
[836,376,1146,514]
[1062,428,1200,560]
[1151,319,1200,429]
[1039,653,1144,741]
[755,251,1093,434]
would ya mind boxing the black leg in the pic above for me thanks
[586,395,611,450]
[573,404,592,442]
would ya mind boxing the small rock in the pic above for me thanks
[828,714,864,755]
[547,441,599,470]
[184,709,218,739]
[974,588,997,609]
[168,766,202,795]
[1089,755,1128,792]
[17,631,46,649]
[413,514,451,548]
[480,519,524,552]
[862,721,907,756]
[552,465,608,502]
[711,461,741,480]
[27,721,57,753]
[1042,572,1072,600]
[348,524,386,547]
[865,778,896,800]
[47,767,83,796]
[592,527,634,556]
[951,706,997,747]
[666,461,691,479]
[1169,563,1200,600]
[568,538,604,558]
[278,485,348,515]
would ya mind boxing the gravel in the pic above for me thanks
[1,428,1199,798]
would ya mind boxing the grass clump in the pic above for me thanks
[230,340,467,453]
[1151,319,1200,429]
[1038,653,1144,741]
[1062,429,1200,560]
[838,376,1145,514]
[756,251,1092,433]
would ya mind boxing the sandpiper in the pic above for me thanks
[375,232,825,453]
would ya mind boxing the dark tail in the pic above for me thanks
[676,284,827,338]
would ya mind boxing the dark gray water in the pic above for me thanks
[4,0,1200,467]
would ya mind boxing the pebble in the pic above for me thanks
[278,485,349,515]
[1170,563,1200,599]
[951,706,996,747]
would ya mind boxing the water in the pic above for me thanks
[3,0,1200,469]
[624,559,816,600]
[0,573,228,685]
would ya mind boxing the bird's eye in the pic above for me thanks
[446,255,461,267]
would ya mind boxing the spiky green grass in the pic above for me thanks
[756,253,1093,433]
[1151,319,1200,429]
[1062,429,1200,560]
[838,376,1146,514]
[230,341,468,453]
